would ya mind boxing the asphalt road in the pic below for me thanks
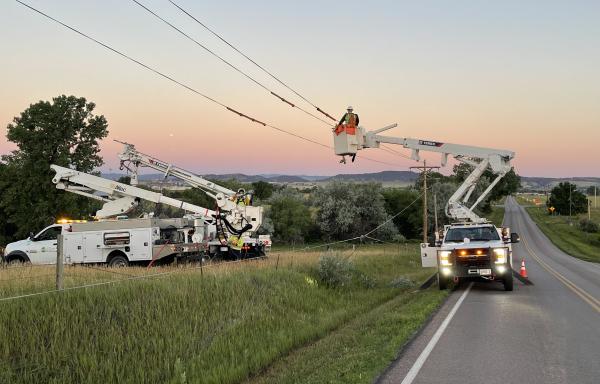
[378,196,600,384]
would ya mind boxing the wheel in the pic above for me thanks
[503,270,513,291]
[438,273,449,290]
[108,255,129,268]
[5,252,29,266]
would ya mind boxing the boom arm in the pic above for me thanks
[114,141,263,234]
[333,124,515,223]
[51,165,214,219]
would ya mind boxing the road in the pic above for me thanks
[378,196,600,384]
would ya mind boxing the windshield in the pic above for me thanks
[444,226,500,242]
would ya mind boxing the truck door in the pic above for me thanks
[31,225,63,264]
[83,232,104,263]
[130,229,152,261]
[63,233,84,264]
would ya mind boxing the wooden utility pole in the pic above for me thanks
[56,234,64,291]
[433,193,439,236]
[410,160,440,244]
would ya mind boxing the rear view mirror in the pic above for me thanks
[510,233,520,243]
[29,232,35,240]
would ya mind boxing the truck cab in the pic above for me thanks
[2,223,70,265]
[421,222,520,291]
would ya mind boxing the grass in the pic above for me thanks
[487,204,505,227]
[247,288,446,384]
[516,194,600,263]
[0,245,444,384]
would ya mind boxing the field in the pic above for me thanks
[0,245,445,384]
[517,194,600,263]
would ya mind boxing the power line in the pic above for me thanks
[130,0,332,126]
[168,0,337,122]
[15,1,400,168]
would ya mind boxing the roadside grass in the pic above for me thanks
[247,288,446,384]
[0,245,443,384]
[487,204,505,227]
[516,193,600,262]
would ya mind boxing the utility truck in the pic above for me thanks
[333,122,520,290]
[3,143,270,266]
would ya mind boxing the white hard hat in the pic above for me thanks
[347,105,353,111]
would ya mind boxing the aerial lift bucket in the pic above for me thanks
[333,124,363,156]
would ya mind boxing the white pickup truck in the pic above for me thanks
[421,222,520,291]
[2,223,69,265]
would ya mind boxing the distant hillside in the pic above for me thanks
[100,172,599,190]
[322,171,418,183]
[520,176,600,191]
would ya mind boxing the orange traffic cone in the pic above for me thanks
[520,259,528,278]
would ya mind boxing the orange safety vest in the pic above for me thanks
[334,113,357,136]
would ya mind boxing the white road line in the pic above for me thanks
[400,282,473,384]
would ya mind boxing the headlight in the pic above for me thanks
[438,250,452,266]
[493,248,507,264]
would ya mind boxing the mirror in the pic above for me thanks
[510,233,520,243]
[29,232,35,240]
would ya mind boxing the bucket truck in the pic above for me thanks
[333,123,520,291]
[2,163,267,266]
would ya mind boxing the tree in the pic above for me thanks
[0,95,108,239]
[267,189,314,244]
[314,182,397,241]
[547,182,587,215]
[381,188,422,239]
[251,180,274,200]
[586,185,598,196]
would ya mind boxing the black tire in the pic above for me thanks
[503,270,513,291]
[438,273,449,290]
[108,255,129,268]
[5,251,29,266]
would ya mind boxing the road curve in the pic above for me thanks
[377,196,600,384]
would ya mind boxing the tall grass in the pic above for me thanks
[0,245,434,383]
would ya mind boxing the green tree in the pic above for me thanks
[381,188,422,239]
[0,95,108,239]
[547,182,588,215]
[251,180,274,200]
[314,182,397,241]
[586,185,598,196]
[267,189,314,244]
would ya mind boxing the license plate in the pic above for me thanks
[468,268,492,275]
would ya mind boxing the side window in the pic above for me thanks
[36,226,62,241]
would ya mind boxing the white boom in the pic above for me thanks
[333,123,515,223]
[115,141,263,234]
[50,165,214,219]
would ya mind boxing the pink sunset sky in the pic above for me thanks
[1,1,599,177]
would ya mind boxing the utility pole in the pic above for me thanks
[410,160,440,244]
[595,186,597,209]
[433,193,439,236]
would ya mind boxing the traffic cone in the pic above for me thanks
[520,259,528,278]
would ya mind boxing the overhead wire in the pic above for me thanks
[130,0,332,126]
[168,0,338,122]
[15,0,400,168]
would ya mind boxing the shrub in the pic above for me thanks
[579,219,599,233]
[317,254,354,288]
[390,276,416,289]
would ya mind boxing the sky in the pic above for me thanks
[1,0,599,177]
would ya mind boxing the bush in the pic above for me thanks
[579,219,599,233]
[317,254,354,288]
[390,276,416,289]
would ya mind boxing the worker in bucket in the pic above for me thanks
[338,106,359,128]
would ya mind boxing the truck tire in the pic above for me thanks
[438,273,449,290]
[503,270,513,291]
[5,251,29,265]
[108,254,129,268]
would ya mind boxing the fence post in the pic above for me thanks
[275,253,280,270]
[56,234,64,291]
